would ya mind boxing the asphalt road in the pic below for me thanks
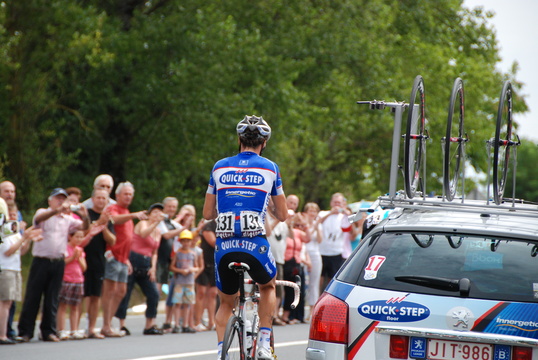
[2,313,310,360]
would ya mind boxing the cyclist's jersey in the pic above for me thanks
[206,151,284,239]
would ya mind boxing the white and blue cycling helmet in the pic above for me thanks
[236,115,271,141]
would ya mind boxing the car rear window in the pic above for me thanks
[337,232,538,302]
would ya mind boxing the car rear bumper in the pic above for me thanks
[306,340,346,360]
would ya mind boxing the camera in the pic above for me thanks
[70,204,81,212]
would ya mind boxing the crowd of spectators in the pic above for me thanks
[0,177,364,345]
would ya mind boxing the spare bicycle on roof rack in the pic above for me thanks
[356,76,529,215]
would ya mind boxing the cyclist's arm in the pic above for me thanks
[203,193,217,220]
[272,194,288,222]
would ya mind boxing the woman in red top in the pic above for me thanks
[115,203,164,335]
[282,213,310,323]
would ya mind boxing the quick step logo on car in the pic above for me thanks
[358,296,430,322]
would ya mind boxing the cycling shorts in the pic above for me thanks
[215,235,277,295]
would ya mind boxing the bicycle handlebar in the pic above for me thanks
[244,279,301,309]
[276,280,301,309]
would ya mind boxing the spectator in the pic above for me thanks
[170,230,199,334]
[349,209,365,252]
[281,213,310,324]
[265,201,290,326]
[0,181,25,227]
[156,197,186,333]
[318,192,352,292]
[115,203,164,335]
[164,203,198,333]
[57,229,87,340]
[0,181,26,341]
[66,187,83,220]
[341,197,355,260]
[177,204,198,234]
[193,220,217,332]
[16,188,89,343]
[0,198,42,345]
[81,188,116,339]
[82,174,116,210]
[100,181,147,338]
[286,194,300,215]
[303,202,323,313]
[66,187,82,202]
[187,230,203,332]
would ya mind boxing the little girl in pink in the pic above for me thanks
[57,229,87,340]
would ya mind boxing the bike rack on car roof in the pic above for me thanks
[356,76,534,219]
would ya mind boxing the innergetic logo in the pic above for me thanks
[220,171,265,186]
[358,300,430,322]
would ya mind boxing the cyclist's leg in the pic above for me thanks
[214,243,241,344]
[215,291,237,343]
[257,277,276,330]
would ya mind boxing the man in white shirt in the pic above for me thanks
[318,192,352,290]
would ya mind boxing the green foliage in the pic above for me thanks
[0,0,531,214]
[505,140,538,203]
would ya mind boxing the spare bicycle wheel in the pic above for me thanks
[404,75,426,199]
[492,80,513,205]
[443,77,465,201]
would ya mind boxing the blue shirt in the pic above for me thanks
[207,151,284,238]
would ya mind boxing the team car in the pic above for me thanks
[306,197,538,360]
[306,77,538,360]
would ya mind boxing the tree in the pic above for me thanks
[0,0,529,212]
[504,139,538,202]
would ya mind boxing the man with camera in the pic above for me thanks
[318,192,352,291]
[16,188,89,343]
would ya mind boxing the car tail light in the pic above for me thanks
[513,346,532,360]
[309,292,348,344]
[389,335,409,359]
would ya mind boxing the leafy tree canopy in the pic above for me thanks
[0,0,531,214]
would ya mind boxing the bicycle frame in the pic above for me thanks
[223,262,300,360]
[233,264,258,360]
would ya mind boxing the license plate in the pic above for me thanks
[427,339,493,360]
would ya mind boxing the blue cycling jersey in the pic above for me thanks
[206,151,284,239]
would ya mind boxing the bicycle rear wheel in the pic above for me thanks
[443,77,465,201]
[492,80,513,205]
[404,75,426,199]
[222,315,245,360]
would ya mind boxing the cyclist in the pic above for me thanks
[203,115,288,360]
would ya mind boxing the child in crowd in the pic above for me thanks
[57,229,87,340]
[170,230,199,334]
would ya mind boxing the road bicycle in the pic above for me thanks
[442,77,468,202]
[221,262,300,360]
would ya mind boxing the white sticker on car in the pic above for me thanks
[364,255,386,280]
